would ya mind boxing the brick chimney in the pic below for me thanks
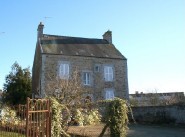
[103,30,112,44]
[37,22,44,39]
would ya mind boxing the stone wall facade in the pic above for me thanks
[32,43,42,97]
[131,105,185,125]
[39,54,128,101]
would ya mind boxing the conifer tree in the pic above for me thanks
[3,62,31,105]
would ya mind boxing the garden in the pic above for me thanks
[0,97,130,137]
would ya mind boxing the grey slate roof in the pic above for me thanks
[40,34,126,60]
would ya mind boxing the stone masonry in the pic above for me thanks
[40,54,128,101]
[32,22,129,101]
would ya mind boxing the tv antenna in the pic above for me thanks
[43,17,52,25]
[44,16,52,19]
[44,17,52,22]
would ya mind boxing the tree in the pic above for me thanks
[47,68,101,136]
[47,68,86,109]
[3,62,32,105]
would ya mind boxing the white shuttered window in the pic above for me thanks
[83,72,91,85]
[104,66,113,81]
[59,63,69,79]
[105,89,114,100]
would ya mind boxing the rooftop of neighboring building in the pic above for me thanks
[130,91,184,98]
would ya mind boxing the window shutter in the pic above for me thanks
[109,67,113,81]
[59,63,69,79]
[59,64,64,77]
[104,66,108,81]
[104,66,113,81]
[83,73,86,84]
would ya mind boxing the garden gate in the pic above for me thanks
[0,98,51,137]
[26,98,51,137]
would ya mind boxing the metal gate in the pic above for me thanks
[26,98,51,137]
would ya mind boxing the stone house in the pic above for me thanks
[32,22,129,101]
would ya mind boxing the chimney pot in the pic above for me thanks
[37,22,44,39]
[103,30,112,44]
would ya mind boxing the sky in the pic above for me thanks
[0,0,185,94]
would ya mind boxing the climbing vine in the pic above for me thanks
[49,97,70,137]
[99,98,129,137]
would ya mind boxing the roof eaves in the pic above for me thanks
[41,53,126,60]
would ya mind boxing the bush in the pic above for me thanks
[74,108,101,126]
[99,98,129,137]
[49,97,70,137]
[0,106,21,127]
[74,109,84,126]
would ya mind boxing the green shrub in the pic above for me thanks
[74,108,101,126]
[0,106,21,127]
[87,109,101,125]
[49,97,70,137]
[99,98,129,137]
[74,109,84,126]
[107,98,129,137]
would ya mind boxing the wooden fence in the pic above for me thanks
[0,98,51,137]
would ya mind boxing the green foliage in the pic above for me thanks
[129,97,139,106]
[0,131,25,137]
[84,109,101,125]
[74,109,101,126]
[0,106,21,127]
[3,62,32,105]
[74,109,84,126]
[108,98,129,137]
[100,98,129,137]
[49,97,70,137]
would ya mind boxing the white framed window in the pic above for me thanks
[83,72,91,85]
[59,63,69,79]
[104,66,113,81]
[105,89,114,100]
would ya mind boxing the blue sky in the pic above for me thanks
[0,0,185,93]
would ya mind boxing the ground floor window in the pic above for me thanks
[105,89,114,100]
[83,72,91,85]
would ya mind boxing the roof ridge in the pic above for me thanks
[43,34,102,40]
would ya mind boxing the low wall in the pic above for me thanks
[131,105,185,125]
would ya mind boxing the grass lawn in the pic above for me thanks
[0,131,25,137]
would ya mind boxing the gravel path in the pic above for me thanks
[127,124,185,137]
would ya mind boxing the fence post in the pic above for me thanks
[26,97,29,137]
